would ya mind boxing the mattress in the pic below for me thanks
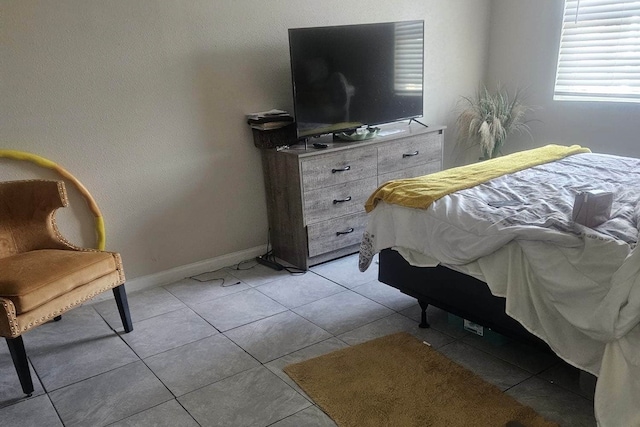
[359,151,640,427]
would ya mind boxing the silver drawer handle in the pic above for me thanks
[331,165,351,173]
[333,196,352,204]
[402,151,419,158]
[336,227,354,236]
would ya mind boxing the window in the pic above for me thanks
[394,21,424,96]
[554,0,640,103]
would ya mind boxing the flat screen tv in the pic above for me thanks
[288,20,424,139]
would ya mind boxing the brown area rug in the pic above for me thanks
[284,332,558,427]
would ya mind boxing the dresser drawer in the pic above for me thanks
[377,133,442,175]
[378,161,441,186]
[301,147,377,192]
[304,177,376,225]
[307,212,368,257]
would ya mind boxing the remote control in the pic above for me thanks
[313,143,328,149]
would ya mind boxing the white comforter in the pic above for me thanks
[359,152,640,426]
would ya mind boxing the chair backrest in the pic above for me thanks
[0,180,69,259]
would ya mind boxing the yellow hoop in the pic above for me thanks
[0,149,106,250]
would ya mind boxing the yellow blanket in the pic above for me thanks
[365,144,591,213]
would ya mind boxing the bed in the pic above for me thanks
[358,145,640,427]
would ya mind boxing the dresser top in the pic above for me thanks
[276,123,446,158]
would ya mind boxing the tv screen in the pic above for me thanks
[288,20,424,139]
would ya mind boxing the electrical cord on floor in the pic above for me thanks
[230,258,259,271]
[255,230,306,275]
[257,251,305,275]
[189,267,242,287]
[189,229,306,283]
[189,267,223,280]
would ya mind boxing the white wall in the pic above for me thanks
[1,0,490,281]
[485,0,640,158]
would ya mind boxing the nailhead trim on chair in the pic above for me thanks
[48,182,94,252]
[114,257,125,283]
[33,307,63,328]
[12,279,121,336]
[56,180,69,207]
[51,215,85,252]
[2,299,20,336]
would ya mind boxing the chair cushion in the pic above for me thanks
[0,249,117,314]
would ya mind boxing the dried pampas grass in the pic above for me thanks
[456,86,533,161]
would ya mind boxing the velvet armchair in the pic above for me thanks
[0,179,133,395]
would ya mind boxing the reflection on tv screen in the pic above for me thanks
[289,20,424,139]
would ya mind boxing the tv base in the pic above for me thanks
[409,118,429,128]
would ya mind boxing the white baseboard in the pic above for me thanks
[91,245,267,303]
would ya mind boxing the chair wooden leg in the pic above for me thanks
[6,336,34,396]
[113,284,133,333]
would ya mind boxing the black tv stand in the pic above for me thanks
[409,118,429,128]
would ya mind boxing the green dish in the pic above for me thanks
[335,127,380,141]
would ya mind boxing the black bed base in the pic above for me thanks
[378,248,549,350]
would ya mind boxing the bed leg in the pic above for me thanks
[418,300,430,329]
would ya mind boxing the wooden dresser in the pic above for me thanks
[260,123,445,270]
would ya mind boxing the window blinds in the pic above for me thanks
[393,21,424,96]
[554,0,640,102]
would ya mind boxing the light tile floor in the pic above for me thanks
[0,254,597,426]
